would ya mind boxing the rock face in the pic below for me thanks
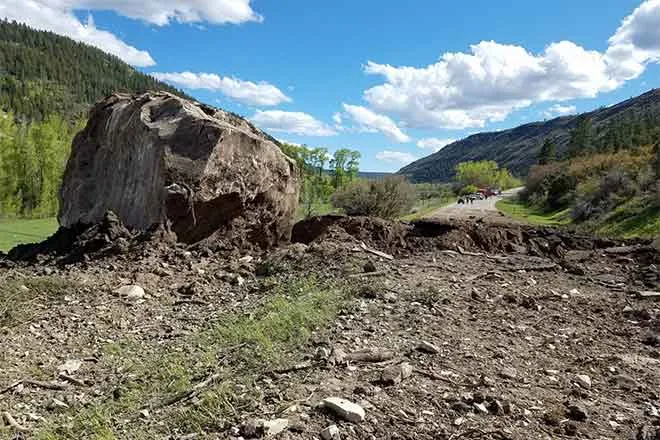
[59,92,299,245]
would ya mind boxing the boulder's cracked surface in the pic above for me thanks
[59,92,299,245]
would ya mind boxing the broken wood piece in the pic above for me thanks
[0,380,23,395]
[2,411,29,432]
[359,242,394,260]
[636,290,660,299]
[159,373,221,408]
[24,379,66,390]
[58,373,88,387]
[346,347,396,363]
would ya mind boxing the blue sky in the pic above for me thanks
[3,1,660,171]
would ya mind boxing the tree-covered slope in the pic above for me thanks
[399,89,660,182]
[0,20,190,120]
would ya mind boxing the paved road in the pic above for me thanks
[427,187,524,223]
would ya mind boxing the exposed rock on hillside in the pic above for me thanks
[58,92,299,246]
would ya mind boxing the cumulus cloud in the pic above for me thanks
[375,150,418,165]
[0,0,155,66]
[416,138,456,152]
[342,104,410,142]
[251,110,337,136]
[362,1,660,130]
[0,0,262,67]
[68,0,262,26]
[543,104,577,118]
[152,72,290,106]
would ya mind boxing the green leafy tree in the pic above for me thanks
[330,148,361,189]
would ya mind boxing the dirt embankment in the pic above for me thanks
[0,214,658,439]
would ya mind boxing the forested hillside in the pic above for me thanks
[0,20,194,218]
[0,20,188,120]
[399,89,660,182]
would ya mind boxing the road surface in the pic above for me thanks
[427,187,524,223]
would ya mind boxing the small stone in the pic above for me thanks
[416,341,440,354]
[139,409,150,419]
[451,402,472,413]
[473,403,489,414]
[453,417,465,426]
[330,348,347,365]
[569,288,580,295]
[381,362,413,385]
[57,359,82,374]
[261,418,288,437]
[500,367,517,380]
[322,397,365,423]
[611,374,638,390]
[574,374,591,389]
[566,404,588,422]
[115,284,145,302]
[321,424,341,440]
[382,291,398,303]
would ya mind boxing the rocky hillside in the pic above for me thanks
[0,20,190,119]
[399,89,660,182]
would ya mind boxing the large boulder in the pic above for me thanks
[59,92,299,246]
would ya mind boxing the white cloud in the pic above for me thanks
[152,72,290,106]
[416,138,456,152]
[342,104,410,143]
[543,104,577,118]
[606,0,660,81]
[376,150,418,165]
[251,110,337,136]
[0,1,155,66]
[0,0,262,67]
[362,1,660,130]
[332,112,343,125]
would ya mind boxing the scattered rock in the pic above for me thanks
[473,402,489,414]
[322,397,365,423]
[566,404,588,422]
[261,419,289,437]
[416,341,440,354]
[574,374,592,389]
[451,402,473,413]
[57,359,82,375]
[115,284,145,302]
[321,425,341,440]
[381,362,413,385]
[500,367,517,380]
[611,374,638,390]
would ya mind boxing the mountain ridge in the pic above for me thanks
[398,88,660,182]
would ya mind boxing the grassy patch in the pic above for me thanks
[36,276,350,439]
[399,196,454,221]
[592,197,660,239]
[0,217,58,251]
[496,199,571,226]
[296,202,341,220]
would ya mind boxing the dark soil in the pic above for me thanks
[1,214,658,439]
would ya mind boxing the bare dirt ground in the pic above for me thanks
[1,215,658,440]
[428,188,524,225]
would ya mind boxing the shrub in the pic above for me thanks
[459,184,478,196]
[331,176,416,219]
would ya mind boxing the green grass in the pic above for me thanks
[496,199,571,226]
[0,217,58,252]
[34,276,350,439]
[399,196,454,221]
[592,197,660,239]
[296,202,341,220]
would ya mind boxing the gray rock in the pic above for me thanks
[115,285,145,302]
[321,425,341,440]
[59,92,299,246]
[499,367,517,380]
[261,419,288,437]
[611,374,638,390]
[473,403,489,414]
[381,362,413,385]
[416,341,440,354]
[574,374,592,389]
[566,404,588,422]
[322,397,365,423]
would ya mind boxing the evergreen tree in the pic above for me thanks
[567,116,593,157]
[538,138,557,164]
